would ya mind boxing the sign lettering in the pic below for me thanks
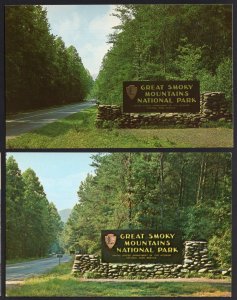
[101,230,183,263]
[123,81,200,113]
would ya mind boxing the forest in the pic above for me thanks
[6,156,63,259]
[5,5,93,113]
[93,4,232,107]
[63,153,231,268]
[5,5,232,114]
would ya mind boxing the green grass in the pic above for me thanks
[6,107,175,148]
[201,119,232,128]
[7,256,49,265]
[7,106,233,148]
[7,262,231,297]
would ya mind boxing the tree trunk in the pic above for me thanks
[196,154,207,204]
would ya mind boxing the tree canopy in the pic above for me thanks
[5,5,93,113]
[93,4,232,106]
[63,153,231,268]
[6,156,63,259]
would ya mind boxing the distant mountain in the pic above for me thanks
[59,208,72,223]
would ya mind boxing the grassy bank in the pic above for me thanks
[7,256,49,265]
[7,262,231,297]
[7,107,233,148]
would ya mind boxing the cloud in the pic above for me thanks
[44,5,121,77]
[43,5,82,46]
[57,13,81,45]
[79,42,112,74]
[83,5,120,75]
[89,5,120,39]
[58,13,81,35]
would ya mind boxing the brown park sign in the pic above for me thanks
[123,81,200,113]
[101,230,183,264]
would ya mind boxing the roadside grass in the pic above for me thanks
[7,107,233,148]
[6,107,176,148]
[7,256,49,265]
[7,262,231,297]
[201,119,232,128]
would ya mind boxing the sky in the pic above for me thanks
[6,153,98,211]
[44,5,120,79]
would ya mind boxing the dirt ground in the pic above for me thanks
[80,277,231,283]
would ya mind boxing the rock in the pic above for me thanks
[146,264,156,268]
[184,259,193,264]
[72,240,218,279]
[155,271,163,275]
[181,269,189,273]
[198,268,208,273]
[204,263,213,267]
[222,270,230,276]
[111,264,119,269]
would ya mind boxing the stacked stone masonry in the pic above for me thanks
[72,241,229,279]
[95,93,232,128]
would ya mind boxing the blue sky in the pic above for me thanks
[6,153,98,211]
[44,5,120,78]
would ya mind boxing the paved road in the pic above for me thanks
[6,255,72,281]
[6,101,96,138]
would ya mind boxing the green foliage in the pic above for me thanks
[99,120,120,129]
[209,228,231,269]
[215,58,232,103]
[63,153,231,268]
[200,120,232,129]
[7,273,231,297]
[6,156,25,258]
[83,271,102,279]
[198,57,232,106]
[184,271,227,279]
[5,5,93,113]
[6,106,233,148]
[174,38,203,80]
[180,205,214,240]
[6,156,63,259]
[93,4,232,106]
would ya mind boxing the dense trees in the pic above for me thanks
[93,4,232,106]
[5,5,93,113]
[6,156,63,259]
[6,5,231,112]
[6,152,231,267]
[63,153,231,268]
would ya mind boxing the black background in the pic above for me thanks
[0,1,236,300]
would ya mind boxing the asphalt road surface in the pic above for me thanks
[6,255,72,281]
[6,101,96,138]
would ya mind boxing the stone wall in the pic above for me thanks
[95,92,232,128]
[72,241,229,279]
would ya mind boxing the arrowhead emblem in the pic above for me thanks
[126,85,138,100]
[105,233,117,249]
